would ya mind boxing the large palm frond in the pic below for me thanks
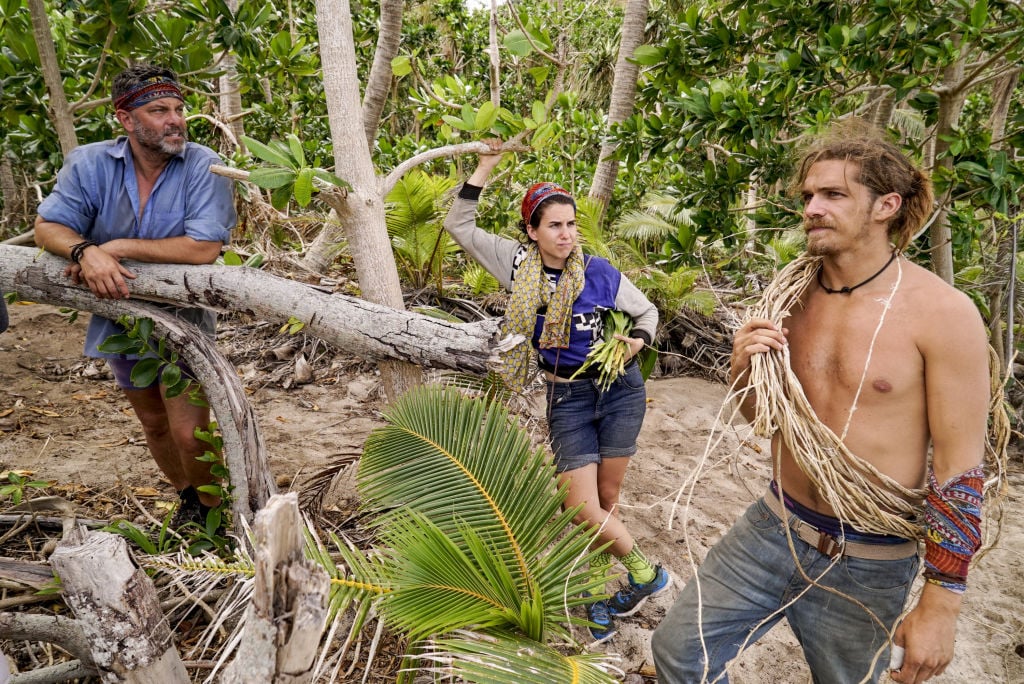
[575,195,647,271]
[635,266,718,318]
[613,191,695,243]
[417,630,624,683]
[358,385,608,644]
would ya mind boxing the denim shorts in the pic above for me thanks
[544,361,647,473]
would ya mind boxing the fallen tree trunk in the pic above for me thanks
[0,246,511,374]
[49,528,189,683]
[0,612,95,668]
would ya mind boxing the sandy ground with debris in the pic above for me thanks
[1,301,1021,682]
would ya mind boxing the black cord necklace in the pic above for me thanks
[817,251,898,295]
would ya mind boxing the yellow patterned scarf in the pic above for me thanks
[500,243,585,390]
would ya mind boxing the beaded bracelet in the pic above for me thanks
[69,240,98,264]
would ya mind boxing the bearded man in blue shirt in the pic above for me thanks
[35,64,236,529]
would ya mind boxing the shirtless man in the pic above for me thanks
[652,122,990,684]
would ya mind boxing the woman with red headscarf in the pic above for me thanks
[444,141,670,645]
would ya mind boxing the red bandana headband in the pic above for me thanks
[114,76,184,111]
[521,182,574,225]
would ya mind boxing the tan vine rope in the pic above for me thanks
[738,253,1010,543]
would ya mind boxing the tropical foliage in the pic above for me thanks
[163,384,618,682]
[1,0,1022,678]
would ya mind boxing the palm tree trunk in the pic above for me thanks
[927,49,966,284]
[0,157,19,231]
[589,0,649,221]
[218,0,247,155]
[28,0,78,156]
[984,68,1021,366]
[870,87,896,129]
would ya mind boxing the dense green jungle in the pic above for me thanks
[0,0,1022,682]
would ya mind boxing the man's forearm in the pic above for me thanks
[102,236,223,265]
[34,217,86,259]
[728,363,757,423]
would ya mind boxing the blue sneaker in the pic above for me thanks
[585,596,617,644]
[607,565,670,617]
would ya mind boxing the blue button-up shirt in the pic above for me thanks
[38,137,236,358]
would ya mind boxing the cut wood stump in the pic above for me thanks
[221,493,329,683]
[49,527,188,683]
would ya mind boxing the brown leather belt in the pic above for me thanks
[762,489,919,561]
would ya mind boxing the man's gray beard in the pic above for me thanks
[158,138,186,155]
[132,118,187,156]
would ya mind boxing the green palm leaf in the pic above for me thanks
[417,630,621,683]
[386,169,459,288]
[359,385,607,644]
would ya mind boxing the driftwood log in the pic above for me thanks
[0,246,512,374]
[220,493,328,683]
[48,528,188,683]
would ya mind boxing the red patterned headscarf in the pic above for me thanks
[114,76,184,112]
[520,182,574,226]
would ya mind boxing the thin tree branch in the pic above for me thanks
[380,141,529,196]
[185,113,239,149]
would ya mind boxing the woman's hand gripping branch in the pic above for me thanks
[467,138,506,186]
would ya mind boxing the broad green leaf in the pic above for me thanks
[531,100,546,125]
[241,136,295,168]
[130,358,163,388]
[160,363,182,388]
[311,169,352,190]
[270,184,293,211]
[97,334,143,355]
[503,30,533,57]
[392,55,412,77]
[630,45,664,66]
[294,167,314,207]
[531,121,557,149]
[956,161,990,178]
[287,134,306,168]
[136,317,154,343]
[222,250,244,266]
[526,66,550,86]
[475,101,497,131]
[442,114,472,131]
[164,378,192,399]
[249,167,297,189]
[971,0,988,29]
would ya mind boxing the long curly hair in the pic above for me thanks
[789,119,934,251]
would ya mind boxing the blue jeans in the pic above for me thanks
[652,497,920,683]
[544,361,647,473]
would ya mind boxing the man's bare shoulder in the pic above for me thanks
[899,259,985,340]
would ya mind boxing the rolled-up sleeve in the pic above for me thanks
[183,152,236,244]
[37,149,96,234]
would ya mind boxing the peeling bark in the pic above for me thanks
[589,0,650,220]
[0,247,509,374]
[49,530,189,683]
[1,247,276,526]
